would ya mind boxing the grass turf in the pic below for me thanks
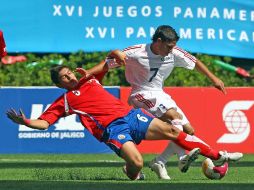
[0,154,253,190]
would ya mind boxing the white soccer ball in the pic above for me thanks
[202,158,228,180]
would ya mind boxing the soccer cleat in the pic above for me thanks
[122,165,145,180]
[213,151,243,166]
[148,159,171,180]
[178,148,200,173]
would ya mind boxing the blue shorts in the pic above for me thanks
[102,108,154,156]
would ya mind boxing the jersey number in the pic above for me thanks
[149,68,159,82]
[137,114,148,122]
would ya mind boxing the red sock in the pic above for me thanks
[174,132,220,160]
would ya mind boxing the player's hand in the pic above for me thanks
[6,108,28,125]
[75,68,91,79]
[212,78,227,95]
[107,50,126,66]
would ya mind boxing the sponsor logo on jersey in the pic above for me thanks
[217,101,254,143]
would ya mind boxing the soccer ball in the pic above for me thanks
[202,158,228,180]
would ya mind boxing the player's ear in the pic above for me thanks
[157,38,162,43]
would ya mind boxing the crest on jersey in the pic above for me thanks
[161,56,172,61]
[118,134,126,140]
[72,90,80,96]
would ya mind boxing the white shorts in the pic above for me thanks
[128,90,189,124]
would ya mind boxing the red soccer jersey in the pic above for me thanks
[39,76,131,140]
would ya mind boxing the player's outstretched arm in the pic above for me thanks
[79,50,127,81]
[195,59,226,95]
[107,49,127,66]
[87,60,109,75]
[76,60,108,84]
[6,108,49,130]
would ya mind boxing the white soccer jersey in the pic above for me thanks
[123,44,197,93]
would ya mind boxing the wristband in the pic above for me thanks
[105,58,121,69]
[24,118,31,126]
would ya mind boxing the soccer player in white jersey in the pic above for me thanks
[84,25,227,179]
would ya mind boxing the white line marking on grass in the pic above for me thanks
[97,160,123,163]
[0,159,123,163]
[0,159,73,163]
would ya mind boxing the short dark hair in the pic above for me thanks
[50,65,69,84]
[152,25,179,43]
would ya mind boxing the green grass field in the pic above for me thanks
[0,154,253,190]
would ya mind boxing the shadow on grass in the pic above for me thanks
[0,161,252,169]
[0,161,123,169]
[0,180,253,190]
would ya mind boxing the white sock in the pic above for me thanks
[156,142,176,164]
[156,141,186,164]
[174,143,186,161]
[171,120,186,160]
[156,120,186,164]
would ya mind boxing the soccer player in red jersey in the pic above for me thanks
[6,65,242,180]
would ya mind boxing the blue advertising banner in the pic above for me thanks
[0,87,119,153]
[0,0,253,58]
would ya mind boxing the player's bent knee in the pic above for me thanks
[164,109,183,120]
[183,124,195,135]
[176,112,183,120]
[190,129,195,135]
[185,128,194,135]
[132,156,143,169]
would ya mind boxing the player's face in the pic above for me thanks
[158,40,176,56]
[57,68,79,90]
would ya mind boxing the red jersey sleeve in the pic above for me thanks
[38,95,66,125]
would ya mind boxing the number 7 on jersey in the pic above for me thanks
[149,68,159,82]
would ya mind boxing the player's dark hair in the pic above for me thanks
[152,25,179,43]
[50,65,69,84]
